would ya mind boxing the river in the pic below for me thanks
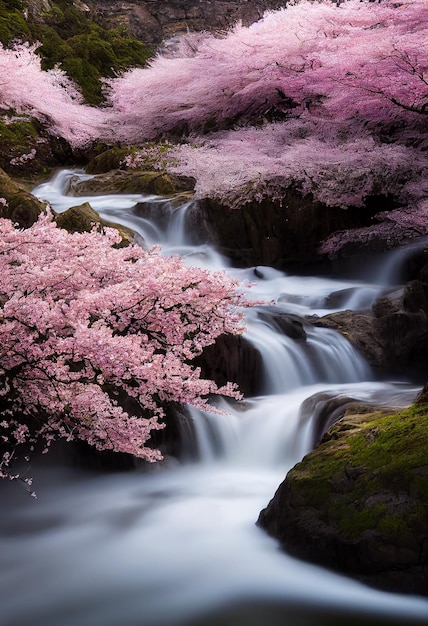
[0,170,427,626]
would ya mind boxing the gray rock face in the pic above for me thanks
[84,1,285,44]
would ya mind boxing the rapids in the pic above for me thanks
[0,170,427,626]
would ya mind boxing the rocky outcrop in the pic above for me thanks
[257,399,428,596]
[84,1,285,45]
[0,114,74,179]
[69,168,195,197]
[198,192,377,268]
[196,333,264,397]
[315,279,428,381]
[0,168,46,227]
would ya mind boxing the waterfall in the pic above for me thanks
[2,170,426,626]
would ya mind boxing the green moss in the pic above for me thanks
[293,474,333,508]
[55,202,102,233]
[30,4,152,104]
[0,1,29,44]
[0,114,40,170]
[0,0,153,105]
[0,167,45,227]
[289,404,428,542]
[338,504,387,537]
[85,147,130,174]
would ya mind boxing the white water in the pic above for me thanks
[1,170,427,626]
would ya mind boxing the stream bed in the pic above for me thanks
[0,170,427,626]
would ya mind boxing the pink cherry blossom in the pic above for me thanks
[112,0,426,211]
[0,212,248,481]
[0,42,104,147]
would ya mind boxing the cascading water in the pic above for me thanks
[1,170,427,626]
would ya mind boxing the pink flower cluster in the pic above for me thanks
[112,0,426,210]
[0,213,247,481]
[10,148,36,166]
[0,42,104,147]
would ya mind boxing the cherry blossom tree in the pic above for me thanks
[112,0,426,212]
[106,0,427,139]
[0,212,247,485]
[0,42,104,146]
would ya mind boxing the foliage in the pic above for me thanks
[107,0,427,136]
[0,41,105,146]
[0,1,29,45]
[0,211,247,484]
[0,167,45,226]
[111,0,426,215]
[0,0,152,104]
[0,113,38,168]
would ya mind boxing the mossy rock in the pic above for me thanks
[27,2,153,105]
[0,1,30,45]
[71,169,195,197]
[0,0,152,105]
[0,167,45,226]
[54,201,133,244]
[54,201,102,233]
[258,401,428,596]
[85,147,131,174]
[0,111,75,177]
[0,115,39,172]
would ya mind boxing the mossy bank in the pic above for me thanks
[257,396,428,596]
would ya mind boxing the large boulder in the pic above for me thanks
[0,112,74,178]
[196,333,264,398]
[316,308,428,379]
[257,401,428,596]
[315,265,428,380]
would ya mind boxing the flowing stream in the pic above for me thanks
[1,170,427,626]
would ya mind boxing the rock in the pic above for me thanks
[85,148,131,174]
[198,191,373,269]
[376,311,428,378]
[0,168,45,227]
[0,112,74,178]
[26,0,53,14]
[55,202,134,245]
[257,309,307,341]
[403,280,428,314]
[416,383,428,404]
[314,310,384,370]
[55,202,104,233]
[84,1,285,45]
[372,291,403,317]
[298,393,387,449]
[195,334,264,398]
[315,287,428,380]
[69,169,195,197]
[257,403,428,596]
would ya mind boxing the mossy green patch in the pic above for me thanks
[0,167,45,226]
[0,114,39,170]
[287,405,428,542]
[29,5,152,104]
[1,0,153,105]
[0,1,29,45]
[86,147,130,174]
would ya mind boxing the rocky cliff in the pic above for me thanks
[85,1,285,44]
[27,1,285,44]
